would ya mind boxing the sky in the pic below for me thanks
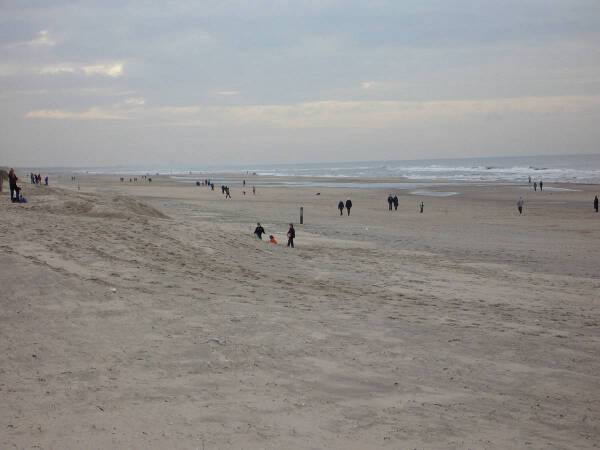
[1,0,600,167]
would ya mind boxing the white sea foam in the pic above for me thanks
[410,190,459,197]
[65,154,600,185]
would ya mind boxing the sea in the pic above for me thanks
[78,154,600,189]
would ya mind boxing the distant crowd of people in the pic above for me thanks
[30,173,48,186]
[528,176,544,192]
[120,176,152,183]
[194,178,257,197]
[197,179,215,190]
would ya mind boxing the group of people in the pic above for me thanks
[254,222,295,247]
[221,185,232,198]
[337,199,352,216]
[528,177,544,192]
[30,173,47,186]
[120,176,152,183]
[387,194,399,210]
[197,179,215,190]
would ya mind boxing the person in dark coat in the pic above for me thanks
[254,222,265,239]
[345,199,352,216]
[393,195,399,211]
[594,195,598,213]
[287,223,295,248]
[387,194,393,211]
[338,201,344,215]
[517,197,524,215]
[8,168,18,203]
[539,180,543,191]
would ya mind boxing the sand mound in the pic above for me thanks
[31,189,169,220]
[110,195,169,219]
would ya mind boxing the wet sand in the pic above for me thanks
[1,173,599,449]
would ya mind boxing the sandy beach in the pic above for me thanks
[1,173,599,449]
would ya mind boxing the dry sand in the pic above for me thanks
[1,173,599,449]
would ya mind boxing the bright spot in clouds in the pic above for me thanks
[82,63,123,78]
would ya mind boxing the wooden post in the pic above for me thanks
[300,206,304,224]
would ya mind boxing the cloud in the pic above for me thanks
[3,30,57,48]
[123,97,146,106]
[29,30,56,46]
[39,66,77,75]
[82,63,123,77]
[216,90,239,96]
[0,61,125,78]
[24,95,600,128]
[25,108,127,120]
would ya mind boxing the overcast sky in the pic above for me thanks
[1,0,600,167]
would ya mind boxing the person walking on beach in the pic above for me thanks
[287,223,295,248]
[517,197,524,215]
[252,186,256,195]
[393,195,399,211]
[345,199,352,216]
[225,186,231,199]
[338,201,344,215]
[420,201,424,213]
[539,180,543,191]
[528,176,531,184]
[387,194,393,211]
[594,195,598,212]
[8,168,18,203]
[254,222,265,239]
[533,181,537,191]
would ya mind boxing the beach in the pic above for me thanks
[1,173,599,449]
